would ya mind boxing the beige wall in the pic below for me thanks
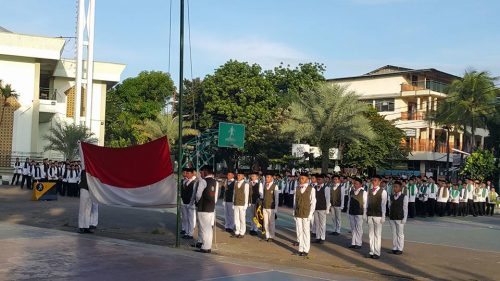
[334,76,407,97]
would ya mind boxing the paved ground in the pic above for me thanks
[1,185,499,280]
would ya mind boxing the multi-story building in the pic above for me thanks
[0,27,125,166]
[328,65,489,176]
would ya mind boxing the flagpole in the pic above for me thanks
[175,0,185,248]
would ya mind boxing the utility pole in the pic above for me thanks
[175,0,185,248]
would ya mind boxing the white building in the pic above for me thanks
[328,65,489,176]
[0,27,125,164]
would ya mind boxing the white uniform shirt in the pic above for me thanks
[407,183,418,202]
[427,183,438,199]
[388,192,408,222]
[13,162,22,174]
[347,187,368,216]
[436,187,450,203]
[449,188,461,204]
[369,186,388,218]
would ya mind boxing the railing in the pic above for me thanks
[401,80,448,94]
[403,140,458,153]
[39,87,57,100]
[401,111,426,121]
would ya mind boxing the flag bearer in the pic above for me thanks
[248,172,262,236]
[388,181,407,255]
[194,165,219,254]
[181,168,198,239]
[294,172,316,257]
[329,175,344,235]
[232,172,249,238]
[347,177,367,250]
[78,170,98,234]
[366,175,387,259]
[261,173,279,242]
[313,174,330,244]
[223,171,236,232]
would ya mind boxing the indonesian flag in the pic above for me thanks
[80,137,177,207]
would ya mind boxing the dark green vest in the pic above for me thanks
[331,184,342,207]
[295,185,312,218]
[224,180,235,202]
[263,184,276,209]
[349,189,365,216]
[197,177,217,213]
[367,188,383,217]
[234,181,246,206]
[389,194,404,220]
[315,186,327,210]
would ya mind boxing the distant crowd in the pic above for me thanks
[10,158,83,197]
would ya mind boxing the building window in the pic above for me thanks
[374,99,395,112]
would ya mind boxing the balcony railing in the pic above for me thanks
[401,111,426,121]
[403,140,459,153]
[39,87,57,100]
[401,80,448,94]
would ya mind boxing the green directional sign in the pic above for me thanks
[218,122,245,149]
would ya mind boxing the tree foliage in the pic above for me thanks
[105,71,175,147]
[0,79,19,127]
[461,149,496,181]
[44,121,97,160]
[134,113,199,146]
[282,83,374,173]
[343,107,408,171]
[437,70,498,151]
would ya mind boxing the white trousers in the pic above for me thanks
[197,212,214,250]
[389,220,405,251]
[90,202,98,227]
[181,204,196,236]
[368,216,383,256]
[313,210,327,240]
[295,217,311,253]
[224,202,235,229]
[310,215,315,233]
[248,204,258,231]
[233,205,247,235]
[263,208,276,239]
[349,215,363,246]
[78,189,98,229]
[331,206,342,233]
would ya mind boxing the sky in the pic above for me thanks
[2,0,500,84]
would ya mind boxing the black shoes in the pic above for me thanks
[249,230,258,236]
[197,249,211,254]
[191,242,202,248]
[180,230,186,235]
[266,238,273,242]
[330,232,340,236]
[366,254,380,259]
[395,250,403,255]
[182,235,193,239]
[299,252,308,257]
[292,242,299,246]
[314,239,324,244]
[225,228,233,233]
[89,225,97,230]
[78,228,93,234]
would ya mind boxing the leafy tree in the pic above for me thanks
[177,78,204,128]
[439,70,498,152]
[460,149,496,181]
[343,107,409,173]
[200,60,279,170]
[105,71,175,147]
[282,83,374,173]
[134,113,199,146]
[44,121,97,160]
[0,80,19,127]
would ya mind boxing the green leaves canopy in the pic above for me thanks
[44,122,97,160]
[461,149,496,181]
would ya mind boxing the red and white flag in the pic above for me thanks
[80,137,176,207]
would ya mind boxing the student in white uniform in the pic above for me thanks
[293,172,316,257]
[248,172,263,236]
[261,173,279,242]
[388,181,407,255]
[436,181,450,217]
[232,172,249,238]
[223,171,236,232]
[11,158,22,186]
[193,165,219,254]
[20,158,31,189]
[406,177,418,218]
[329,175,344,235]
[465,179,476,216]
[348,177,367,249]
[313,174,330,244]
[449,183,461,217]
[486,187,498,216]
[478,183,488,216]
[309,175,318,235]
[427,178,438,217]
[180,168,198,239]
[366,175,387,259]
[78,170,99,234]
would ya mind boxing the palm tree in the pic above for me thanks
[440,70,498,151]
[43,121,97,160]
[134,113,199,146]
[0,79,19,127]
[282,83,374,173]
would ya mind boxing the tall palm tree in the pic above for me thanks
[0,79,19,127]
[440,70,498,151]
[44,121,97,160]
[282,83,374,173]
[134,113,199,146]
